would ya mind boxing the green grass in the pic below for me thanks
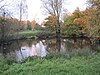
[18,30,40,36]
[0,53,100,75]
[18,30,53,37]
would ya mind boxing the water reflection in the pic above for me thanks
[1,38,99,62]
[15,40,48,62]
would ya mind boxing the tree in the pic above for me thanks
[3,18,26,32]
[73,8,87,33]
[44,15,57,31]
[18,0,28,21]
[41,0,65,51]
[0,0,20,56]
[87,0,100,9]
[0,0,5,10]
[0,12,15,57]
[63,8,86,36]
[31,20,36,29]
[27,20,32,30]
[63,24,81,36]
[0,0,28,57]
[87,0,100,36]
[15,0,28,59]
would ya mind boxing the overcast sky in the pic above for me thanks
[27,0,87,23]
[3,0,87,23]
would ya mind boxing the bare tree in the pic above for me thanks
[41,0,66,52]
[18,0,28,21]
[0,0,15,17]
[16,0,28,60]
[0,0,6,10]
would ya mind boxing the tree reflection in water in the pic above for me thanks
[0,38,95,62]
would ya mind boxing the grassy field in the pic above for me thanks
[0,52,100,75]
[18,30,40,36]
[18,30,53,37]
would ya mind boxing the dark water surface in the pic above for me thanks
[0,38,100,60]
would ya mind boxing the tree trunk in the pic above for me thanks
[56,19,61,52]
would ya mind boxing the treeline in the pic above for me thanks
[0,17,42,31]
[43,0,100,37]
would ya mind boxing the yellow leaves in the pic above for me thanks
[74,18,86,26]
[44,15,57,30]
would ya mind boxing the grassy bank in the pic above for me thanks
[18,30,40,36]
[0,52,100,75]
[18,30,53,38]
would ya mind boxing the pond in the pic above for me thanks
[0,38,99,62]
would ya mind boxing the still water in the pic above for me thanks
[5,39,59,62]
[1,38,99,62]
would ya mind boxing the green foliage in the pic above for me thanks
[73,8,84,19]
[26,21,32,30]
[87,10,100,36]
[0,53,100,75]
[63,9,85,36]
[27,24,32,30]
[44,16,57,31]
[64,24,81,36]
[64,8,85,25]
[87,0,100,36]
[64,16,74,25]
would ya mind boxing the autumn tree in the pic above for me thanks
[81,8,93,35]
[44,15,57,31]
[31,20,36,30]
[64,15,74,25]
[87,0,100,36]
[63,24,81,36]
[41,0,66,51]
[63,8,86,36]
